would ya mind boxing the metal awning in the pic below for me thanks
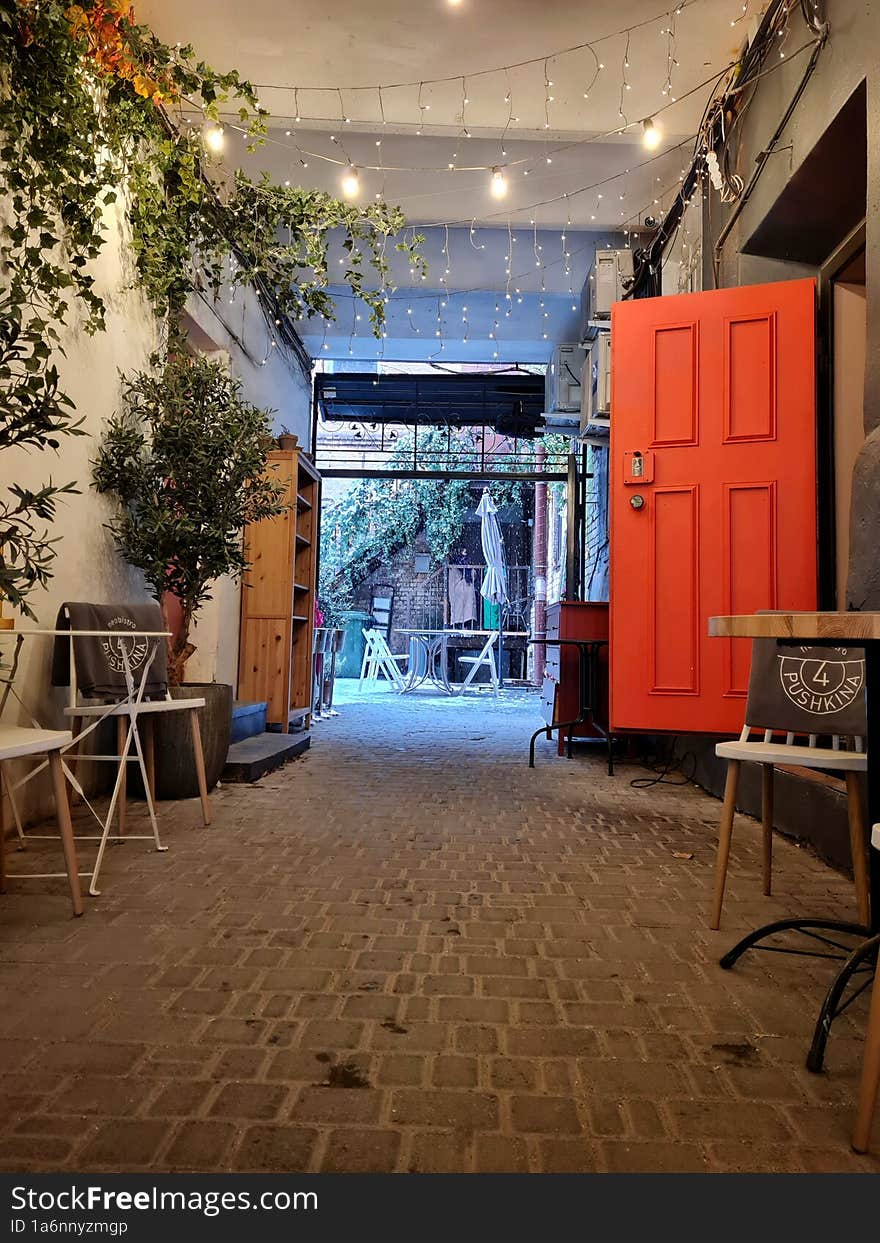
[314,371,546,438]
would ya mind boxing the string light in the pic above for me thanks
[202,125,225,153]
[490,167,508,199]
[341,166,360,197]
[642,117,662,149]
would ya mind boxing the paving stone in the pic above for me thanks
[510,1095,582,1135]
[290,1087,383,1125]
[209,1082,288,1121]
[80,1120,169,1167]
[321,1128,400,1173]
[390,1089,499,1131]
[232,1125,318,1173]
[474,1134,530,1173]
[2,686,878,1174]
[164,1122,236,1169]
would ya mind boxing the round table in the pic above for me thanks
[395,629,454,694]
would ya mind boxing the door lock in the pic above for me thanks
[630,494,646,511]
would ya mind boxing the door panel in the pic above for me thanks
[610,278,816,735]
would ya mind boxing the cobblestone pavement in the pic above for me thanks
[1,682,878,1173]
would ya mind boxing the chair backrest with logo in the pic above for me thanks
[52,602,169,701]
[745,638,866,739]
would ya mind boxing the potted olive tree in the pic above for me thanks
[93,350,286,796]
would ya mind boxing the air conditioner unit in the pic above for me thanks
[545,343,586,414]
[579,337,612,443]
[582,247,634,328]
[578,345,595,436]
[596,332,612,414]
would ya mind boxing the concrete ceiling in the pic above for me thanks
[140,0,747,226]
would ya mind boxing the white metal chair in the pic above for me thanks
[456,630,501,696]
[53,604,210,895]
[359,628,407,690]
[711,636,869,930]
[0,725,82,916]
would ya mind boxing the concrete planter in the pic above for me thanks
[153,682,233,799]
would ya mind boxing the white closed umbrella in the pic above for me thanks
[476,487,508,605]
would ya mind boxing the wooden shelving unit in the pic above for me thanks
[238,447,321,732]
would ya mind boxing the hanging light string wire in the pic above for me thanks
[205,57,744,178]
[251,0,701,97]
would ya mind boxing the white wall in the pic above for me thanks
[1,202,312,819]
[178,286,312,686]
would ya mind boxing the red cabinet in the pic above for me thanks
[543,601,610,755]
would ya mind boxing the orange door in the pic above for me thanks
[609,278,817,734]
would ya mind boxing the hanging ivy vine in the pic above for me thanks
[0,0,425,614]
[318,427,555,622]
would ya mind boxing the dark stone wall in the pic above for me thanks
[680,1,879,865]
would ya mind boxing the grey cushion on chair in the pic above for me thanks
[745,638,866,737]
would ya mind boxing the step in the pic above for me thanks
[231,700,268,743]
[222,731,310,783]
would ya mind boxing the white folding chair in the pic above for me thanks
[456,631,501,696]
[2,607,213,896]
[359,628,407,690]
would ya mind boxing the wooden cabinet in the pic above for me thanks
[544,601,609,755]
[238,448,321,732]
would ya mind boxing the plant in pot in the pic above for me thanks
[93,350,286,797]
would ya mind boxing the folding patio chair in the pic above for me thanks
[40,602,211,895]
[456,631,500,696]
[359,628,407,690]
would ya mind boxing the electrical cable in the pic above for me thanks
[630,737,699,788]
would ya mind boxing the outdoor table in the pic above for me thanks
[396,628,455,694]
[395,628,530,696]
[526,636,612,774]
[709,611,880,1072]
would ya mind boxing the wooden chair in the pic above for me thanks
[711,636,869,930]
[853,821,880,1153]
[0,725,82,916]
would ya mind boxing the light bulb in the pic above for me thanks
[341,167,360,198]
[203,125,225,153]
[642,117,662,150]
[490,167,508,199]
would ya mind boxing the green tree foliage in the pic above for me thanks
[0,295,85,616]
[0,0,424,615]
[319,427,552,622]
[92,352,287,683]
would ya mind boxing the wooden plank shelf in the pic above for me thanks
[239,445,322,734]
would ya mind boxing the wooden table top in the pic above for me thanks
[709,613,880,641]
